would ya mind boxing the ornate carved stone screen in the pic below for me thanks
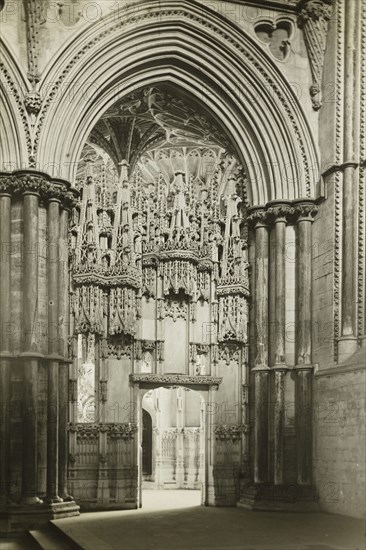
[68,87,250,507]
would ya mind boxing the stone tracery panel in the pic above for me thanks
[69,137,250,509]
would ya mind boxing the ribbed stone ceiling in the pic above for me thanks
[83,84,234,175]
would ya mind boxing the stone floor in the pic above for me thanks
[54,490,364,550]
[2,490,365,549]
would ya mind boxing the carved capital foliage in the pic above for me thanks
[105,423,138,440]
[247,208,268,228]
[247,200,318,228]
[298,0,334,110]
[68,423,99,439]
[266,204,294,222]
[293,201,319,221]
[0,172,77,208]
[68,422,137,440]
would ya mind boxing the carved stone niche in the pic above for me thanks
[254,18,294,61]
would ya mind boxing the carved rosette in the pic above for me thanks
[298,0,334,110]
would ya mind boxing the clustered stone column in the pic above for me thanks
[0,170,79,530]
[21,187,41,504]
[246,199,317,501]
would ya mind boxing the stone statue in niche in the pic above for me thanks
[77,361,95,422]
[141,350,153,373]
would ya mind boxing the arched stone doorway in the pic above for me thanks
[0,0,323,532]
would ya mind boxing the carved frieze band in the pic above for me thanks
[213,424,249,441]
[68,422,138,440]
[130,373,222,387]
[0,171,77,208]
[358,0,366,339]
[298,0,334,110]
[333,0,344,360]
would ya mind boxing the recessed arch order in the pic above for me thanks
[36,0,319,205]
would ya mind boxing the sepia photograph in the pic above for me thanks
[0,0,365,548]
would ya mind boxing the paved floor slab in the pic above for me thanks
[51,490,365,550]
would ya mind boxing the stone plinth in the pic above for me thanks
[237,482,319,512]
[0,501,80,535]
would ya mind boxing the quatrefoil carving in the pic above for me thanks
[255,20,293,61]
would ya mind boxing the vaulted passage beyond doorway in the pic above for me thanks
[141,388,204,506]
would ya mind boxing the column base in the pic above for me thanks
[0,500,80,534]
[237,482,320,512]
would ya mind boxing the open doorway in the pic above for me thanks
[140,387,204,508]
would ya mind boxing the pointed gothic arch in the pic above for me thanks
[0,39,30,168]
[34,0,319,205]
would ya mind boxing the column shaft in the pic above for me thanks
[0,194,11,504]
[296,219,312,365]
[274,219,286,365]
[272,214,288,485]
[253,370,269,483]
[294,202,316,486]
[22,360,40,503]
[339,0,358,358]
[46,199,61,502]
[254,224,269,367]
[58,207,71,499]
[22,192,40,503]
[251,215,270,484]
[295,368,312,485]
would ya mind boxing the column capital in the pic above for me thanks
[294,364,314,372]
[0,170,78,208]
[266,200,294,224]
[292,199,318,223]
[272,364,289,373]
[252,365,271,373]
[247,206,267,228]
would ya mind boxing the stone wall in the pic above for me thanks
[313,362,366,518]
